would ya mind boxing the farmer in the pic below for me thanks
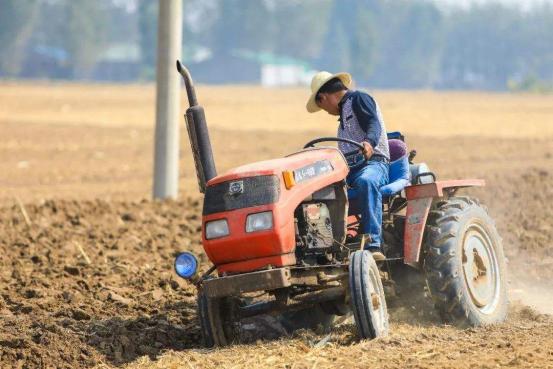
[306,72,389,261]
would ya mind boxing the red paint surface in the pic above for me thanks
[404,197,432,266]
[217,253,296,274]
[404,179,485,200]
[403,179,486,266]
[202,148,349,274]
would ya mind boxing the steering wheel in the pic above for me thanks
[303,137,366,169]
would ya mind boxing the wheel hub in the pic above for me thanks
[371,293,381,310]
[368,264,387,332]
[462,224,500,314]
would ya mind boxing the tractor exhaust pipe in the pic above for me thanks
[176,60,217,193]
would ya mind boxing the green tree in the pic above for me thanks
[138,0,158,77]
[515,4,553,86]
[318,0,380,81]
[326,23,352,72]
[208,0,272,57]
[441,4,523,89]
[32,0,109,79]
[64,0,108,78]
[270,0,332,60]
[350,4,378,80]
[0,0,40,76]
[371,0,444,88]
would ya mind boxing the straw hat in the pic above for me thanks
[306,71,352,113]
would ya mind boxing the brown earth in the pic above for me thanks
[0,85,552,368]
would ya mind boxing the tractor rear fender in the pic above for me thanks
[402,179,485,267]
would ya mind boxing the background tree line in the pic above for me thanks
[0,0,552,90]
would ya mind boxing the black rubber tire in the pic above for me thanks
[197,290,215,347]
[424,197,508,326]
[197,289,237,347]
[280,304,335,334]
[349,250,389,339]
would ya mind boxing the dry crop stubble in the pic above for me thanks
[0,83,552,368]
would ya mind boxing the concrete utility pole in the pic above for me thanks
[153,0,182,199]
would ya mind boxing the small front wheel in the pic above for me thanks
[197,289,238,347]
[349,250,389,339]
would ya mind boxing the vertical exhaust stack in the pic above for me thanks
[176,60,217,193]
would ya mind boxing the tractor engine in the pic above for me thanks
[293,185,348,265]
[295,202,334,256]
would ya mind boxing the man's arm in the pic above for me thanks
[351,93,382,157]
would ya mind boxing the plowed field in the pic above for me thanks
[0,84,552,368]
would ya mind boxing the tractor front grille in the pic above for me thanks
[203,175,281,215]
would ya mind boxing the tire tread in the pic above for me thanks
[423,197,508,326]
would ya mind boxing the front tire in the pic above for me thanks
[424,197,508,326]
[197,289,238,347]
[349,250,389,339]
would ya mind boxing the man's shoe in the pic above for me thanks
[367,247,386,262]
[346,233,373,250]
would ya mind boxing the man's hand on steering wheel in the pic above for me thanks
[361,141,374,160]
[303,137,368,169]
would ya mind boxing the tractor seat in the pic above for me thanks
[380,139,410,196]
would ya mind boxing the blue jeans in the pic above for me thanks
[347,161,389,249]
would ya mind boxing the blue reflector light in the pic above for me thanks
[174,252,198,279]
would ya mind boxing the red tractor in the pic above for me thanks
[173,62,508,347]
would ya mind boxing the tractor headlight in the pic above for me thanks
[205,219,229,239]
[246,211,273,233]
[174,252,198,279]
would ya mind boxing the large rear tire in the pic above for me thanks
[349,250,389,339]
[424,197,508,326]
[197,289,238,347]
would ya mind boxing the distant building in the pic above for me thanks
[188,53,260,84]
[235,50,314,87]
[189,49,314,86]
[261,64,310,87]
[92,43,141,82]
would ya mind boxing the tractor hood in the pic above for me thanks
[206,147,348,186]
[202,147,349,274]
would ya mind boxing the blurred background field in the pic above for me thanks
[1,83,552,136]
[1,84,552,204]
